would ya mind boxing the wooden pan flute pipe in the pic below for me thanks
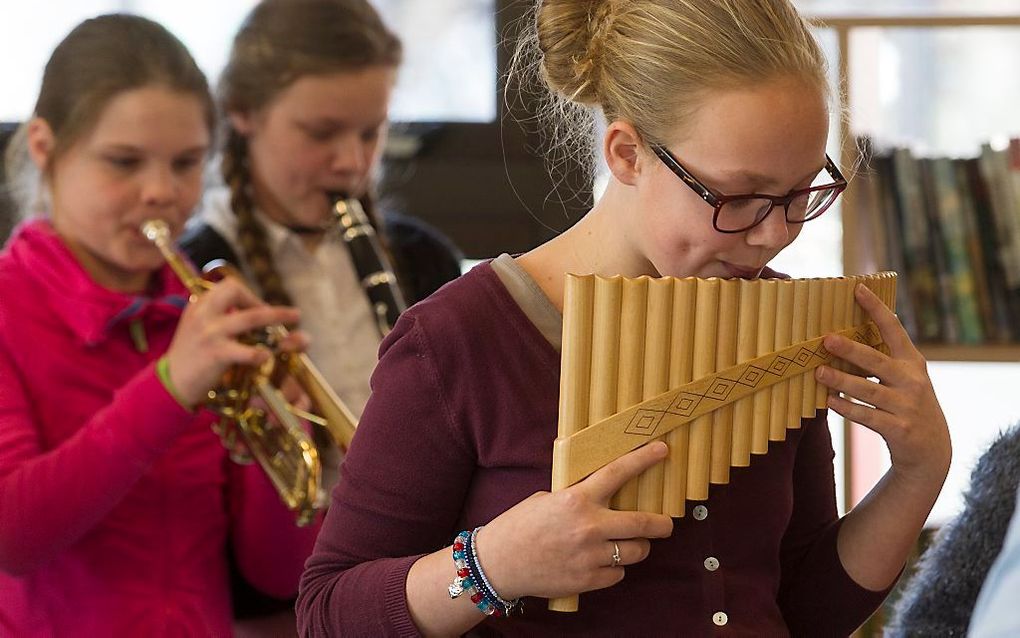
[549,272,896,612]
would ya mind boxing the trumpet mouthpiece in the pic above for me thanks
[141,219,170,242]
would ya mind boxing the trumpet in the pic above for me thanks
[141,219,359,526]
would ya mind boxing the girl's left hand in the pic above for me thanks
[815,284,951,485]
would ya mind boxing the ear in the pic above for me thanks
[25,117,56,171]
[603,120,646,187]
[228,110,254,136]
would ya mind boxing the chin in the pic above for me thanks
[294,203,334,226]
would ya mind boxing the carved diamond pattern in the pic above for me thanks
[767,356,792,376]
[667,392,703,417]
[625,410,664,437]
[738,366,766,387]
[707,378,736,402]
[794,348,813,366]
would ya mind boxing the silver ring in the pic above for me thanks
[610,541,621,568]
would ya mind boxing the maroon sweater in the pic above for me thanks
[297,263,890,637]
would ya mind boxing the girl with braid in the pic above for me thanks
[297,0,951,635]
[179,0,461,632]
[181,0,461,427]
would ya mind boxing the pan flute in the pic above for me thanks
[549,272,896,612]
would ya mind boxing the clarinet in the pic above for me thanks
[331,192,407,336]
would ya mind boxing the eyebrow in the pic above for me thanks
[100,143,208,154]
[296,116,386,129]
[713,165,825,192]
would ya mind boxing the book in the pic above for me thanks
[890,148,944,342]
[964,157,1017,342]
[929,157,983,343]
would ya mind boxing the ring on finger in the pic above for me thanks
[610,541,621,568]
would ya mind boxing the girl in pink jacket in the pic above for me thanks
[0,14,320,636]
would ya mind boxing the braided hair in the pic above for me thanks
[218,0,402,304]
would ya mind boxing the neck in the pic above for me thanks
[65,239,153,294]
[516,180,651,311]
[285,222,329,236]
[248,179,331,251]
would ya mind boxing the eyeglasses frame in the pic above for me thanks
[650,144,848,234]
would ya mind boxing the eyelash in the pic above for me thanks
[106,156,140,169]
[104,156,203,172]
[302,127,381,144]
[305,129,335,142]
[172,157,203,172]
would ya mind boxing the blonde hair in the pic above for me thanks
[515,0,829,175]
[219,0,401,306]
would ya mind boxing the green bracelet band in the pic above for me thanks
[156,355,193,412]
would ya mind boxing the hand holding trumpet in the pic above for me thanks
[164,276,308,409]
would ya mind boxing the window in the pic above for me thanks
[1,1,552,259]
[802,1,1020,520]
[374,0,496,123]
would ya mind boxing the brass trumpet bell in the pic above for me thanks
[141,219,358,526]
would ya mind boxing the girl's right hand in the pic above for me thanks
[475,442,674,600]
[163,277,306,408]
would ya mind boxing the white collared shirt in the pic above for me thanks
[195,189,381,418]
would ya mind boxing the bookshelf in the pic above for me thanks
[810,11,1020,363]
[807,13,1020,612]
[918,343,1020,362]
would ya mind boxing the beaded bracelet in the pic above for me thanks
[447,527,521,617]
[468,527,521,615]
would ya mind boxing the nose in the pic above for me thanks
[329,134,367,176]
[745,204,790,249]
[141,165,177,207]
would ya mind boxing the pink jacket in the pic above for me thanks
[0,220,320,637]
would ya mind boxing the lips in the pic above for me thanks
[721,262,765,279]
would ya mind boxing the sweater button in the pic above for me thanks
[713,611,729,626]
[704,556,720,571]
[692,505,708,520]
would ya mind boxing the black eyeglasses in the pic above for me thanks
[651,144,847,233]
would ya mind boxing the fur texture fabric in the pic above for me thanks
[885,424,1020,637]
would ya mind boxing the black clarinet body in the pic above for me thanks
[331,193,407,335]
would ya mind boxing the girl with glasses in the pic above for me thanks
[298,1,951,634]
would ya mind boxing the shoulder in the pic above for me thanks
[390,262,501,328]
[966,424,1020,506]
[383,211,461,259]
[383,211,463,303]
[178,220,240,271]
[886,425,1020,635]
[190,188,239,243]
[0,222,60,343]
[0,219,45,292]
[381,262,514,362]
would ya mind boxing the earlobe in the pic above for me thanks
[603,121,643,186]
[25,118,55,171]
[228,111,253,136]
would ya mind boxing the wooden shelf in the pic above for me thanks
[808,13,1020,29]
[918,344,1020,362]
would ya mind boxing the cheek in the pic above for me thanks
[644,205,713,254]
[366,140,384,168]
[785,223,804,247]
[278,141,331,186]
[644,212,748,277]
[180,175,205,211]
